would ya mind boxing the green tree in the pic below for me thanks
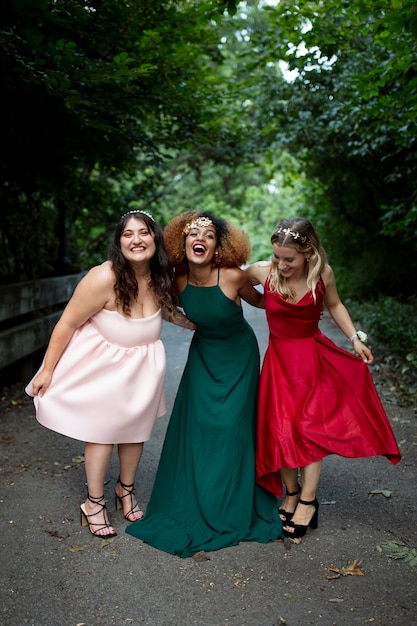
[0,0,241,280]
[144,0,310,263]
[242,0,417,297]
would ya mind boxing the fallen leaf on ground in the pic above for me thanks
[69,545,85,552]
[71,455,85,465]
[233,572,249,588]
[47,529,65,538]
[192,550,210,561]
[327,559,364,578]
[368,489,392,498]
[377,540,417,566]
[284,536,301,548]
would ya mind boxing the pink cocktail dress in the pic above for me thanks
[26,308,166,444]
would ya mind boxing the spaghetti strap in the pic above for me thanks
[217,267,220,284]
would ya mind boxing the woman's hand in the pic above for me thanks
[352,337,374,364]
[31,369,53,397]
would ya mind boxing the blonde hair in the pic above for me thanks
[269,217,327,303]
[164,211,251,273]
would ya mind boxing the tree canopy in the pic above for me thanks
[216,0,417,296]
[0,0,241,278]
[1,0,416,300]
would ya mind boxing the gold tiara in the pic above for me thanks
[183,216,213,234]
[275,226,309,244]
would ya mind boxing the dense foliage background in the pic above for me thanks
[1,0,416,388]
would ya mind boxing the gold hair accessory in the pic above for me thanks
[121,210,155,222]
[183,216,213,234]
[275,226,308,244]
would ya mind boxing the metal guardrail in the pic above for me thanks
[0,273,84,370]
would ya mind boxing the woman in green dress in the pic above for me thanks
[126,211,283,557]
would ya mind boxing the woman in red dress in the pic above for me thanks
[246,217,401,539]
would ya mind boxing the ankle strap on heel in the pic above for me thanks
[87,494,105,505]
[298,498,318,506]
[117,477,135,493]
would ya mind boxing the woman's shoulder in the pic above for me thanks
[87,260,114,280]
[69,261,115,308]
[320,264,337,291]
[221,266,242,278]
[245,261,272,285]
[220,266,252,288]
[252,260,272,270]
[322,263,334,281]
[81,261,115,290]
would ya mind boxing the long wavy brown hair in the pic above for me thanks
[107,211,178,318]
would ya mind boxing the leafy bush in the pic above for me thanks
[346,296,417,401]
[348,297,417,356]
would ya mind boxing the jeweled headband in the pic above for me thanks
[121,209,155,222]
[183,216,213,234]
[274,226,309,245]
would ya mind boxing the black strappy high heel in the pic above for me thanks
[283,498,319,538]
[278,484,301,523]
[80,494,117,538]
[115,478,144,521]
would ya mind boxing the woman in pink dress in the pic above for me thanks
[26,210,193,538]
[246,217,401,539]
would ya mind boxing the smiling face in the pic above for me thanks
[184,224,218,265]
[120,217,156,265]
[272,243,310,279]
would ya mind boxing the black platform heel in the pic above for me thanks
[283,497,319,538]
[278,484,301,523]
[115,478,144,521]
[80,494,117,538]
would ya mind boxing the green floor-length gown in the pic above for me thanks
[126,274,283,557]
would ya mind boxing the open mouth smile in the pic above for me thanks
[192,244,206,255]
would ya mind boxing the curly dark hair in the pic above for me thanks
[107,211,178,317]
[164,211,251,273]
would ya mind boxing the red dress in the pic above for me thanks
[256,276,401,497]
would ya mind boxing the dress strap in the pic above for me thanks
[265,270,272,291]
[217,267,220,285]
